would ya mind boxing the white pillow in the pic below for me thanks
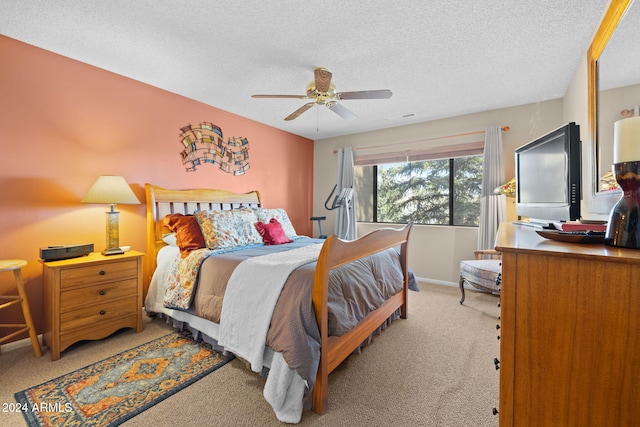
[162,233,177,246]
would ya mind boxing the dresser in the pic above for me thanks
[41,251,144,360]
[495,223,640,426]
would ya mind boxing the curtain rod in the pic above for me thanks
[333,126,510,154]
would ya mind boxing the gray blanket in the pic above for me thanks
[189,237,415,389]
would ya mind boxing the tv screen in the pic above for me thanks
[515,122,581,223]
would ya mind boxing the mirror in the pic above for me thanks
[588,0,639,213]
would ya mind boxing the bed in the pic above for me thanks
[143,184,413,422]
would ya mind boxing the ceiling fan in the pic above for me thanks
[251,67,392,121]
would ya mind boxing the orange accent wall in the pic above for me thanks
[0,35,314,342]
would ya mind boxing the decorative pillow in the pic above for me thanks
[195,208,263,250]
[252,208,297,238]
[163,214,207,258]
[255,218,294,245]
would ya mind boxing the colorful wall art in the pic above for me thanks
[179,122,250,175]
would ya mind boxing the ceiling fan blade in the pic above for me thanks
[336,89,393,100]
[252,94,308,99]
[327,101,357,121]
[284,102,315,121]
[314,68,332,93]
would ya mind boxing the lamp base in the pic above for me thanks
[102,247,125,256]
[605,161,640,249]
[103,210,124,256]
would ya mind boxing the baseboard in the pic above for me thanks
[416,276,481,290]
[415,276,458,288]
[0,334,44,354]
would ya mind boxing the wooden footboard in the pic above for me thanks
[311,223,412,414]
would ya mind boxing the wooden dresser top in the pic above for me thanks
[495,222,640,263]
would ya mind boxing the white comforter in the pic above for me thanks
[219,244,322,373]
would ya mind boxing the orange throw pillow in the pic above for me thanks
[163,213,206,258]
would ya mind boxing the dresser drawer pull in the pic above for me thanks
[99,270,106,276]
[99,310,106,315]
[99,290,106,296]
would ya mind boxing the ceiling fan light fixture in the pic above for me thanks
[306,82,336,104]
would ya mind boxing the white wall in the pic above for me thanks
[313,99,564,283]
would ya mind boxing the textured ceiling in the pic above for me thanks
[1,1,613,140]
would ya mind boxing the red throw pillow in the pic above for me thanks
[163,213,206,258]
[255,218,293,245]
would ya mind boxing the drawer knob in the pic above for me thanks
[99,310,106,315]
[99,270,106,276]
[99,290,106,296]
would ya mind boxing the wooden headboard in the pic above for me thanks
[143,184,261,295]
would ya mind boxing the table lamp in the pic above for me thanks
[605,116,640,249]
[81,176,140,255]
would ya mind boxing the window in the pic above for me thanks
[354,154,483,226]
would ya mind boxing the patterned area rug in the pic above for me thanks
[15,332,234,427]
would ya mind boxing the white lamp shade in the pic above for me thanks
[613,116,640,164]
[81,176,140,205]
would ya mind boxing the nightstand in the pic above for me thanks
[41,251,144,360]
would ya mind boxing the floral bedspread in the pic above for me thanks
[163,248,213,309]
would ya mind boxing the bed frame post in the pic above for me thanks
[400,235,409,319]
[311,236,334,414]
[144,184,158,299]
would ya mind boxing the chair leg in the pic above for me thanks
[459,276,466,305]
[14,268,42,358]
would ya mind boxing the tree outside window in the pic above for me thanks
[354,155,482,226]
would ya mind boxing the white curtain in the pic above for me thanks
[477,126,506,250]
[335,147,357,240]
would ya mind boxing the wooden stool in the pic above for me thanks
[0,260,43,357]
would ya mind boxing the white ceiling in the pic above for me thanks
[1,1,612,140]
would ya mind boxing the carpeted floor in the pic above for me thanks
[0,281,500,426]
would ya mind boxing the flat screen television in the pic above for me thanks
[515,122,581,223]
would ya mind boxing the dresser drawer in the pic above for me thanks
[59,259,138,288]
[60,279,138,312]
[60,297,137,332]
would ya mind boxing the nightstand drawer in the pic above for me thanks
[59,259,138,288]
[60,279,138,312]
[60,297,137,331]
